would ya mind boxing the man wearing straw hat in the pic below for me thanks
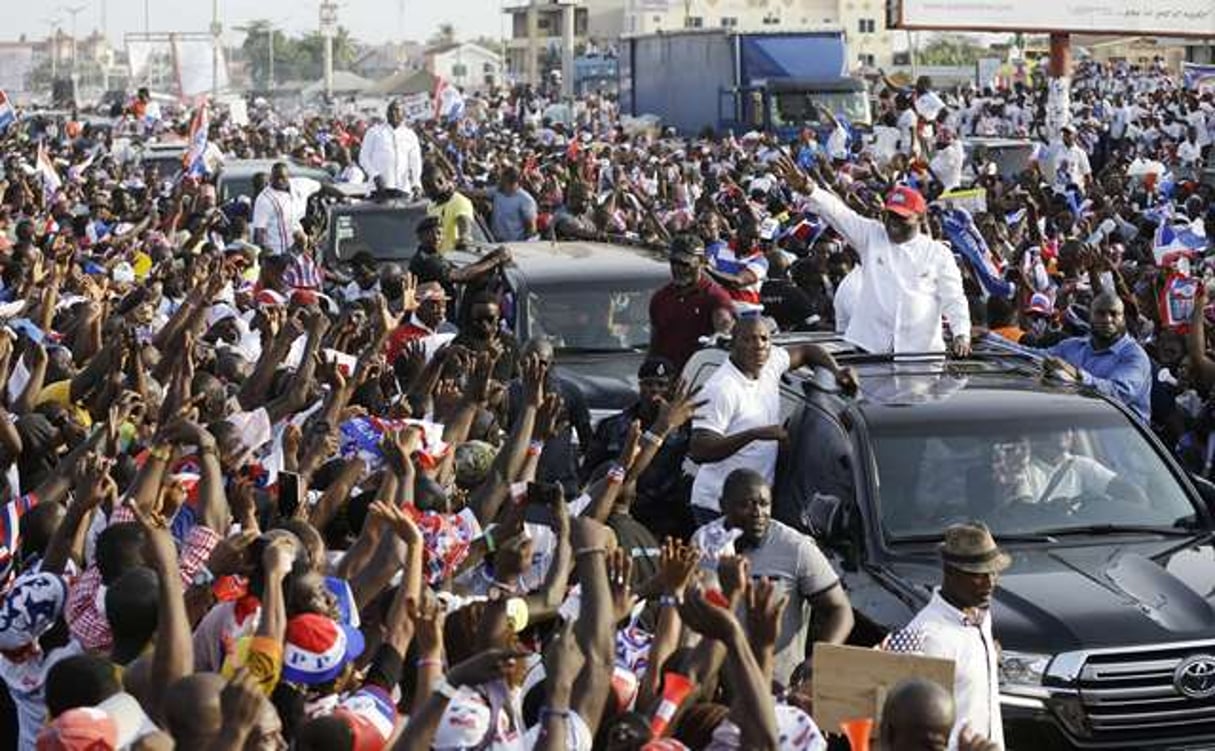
[883,522,1010,750]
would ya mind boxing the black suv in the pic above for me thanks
[684,332,1215,750]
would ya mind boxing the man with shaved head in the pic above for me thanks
[881,678,954,751]
[1042,291,1151,422]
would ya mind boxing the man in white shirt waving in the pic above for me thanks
[776,158,972,356]
[358,100,423,197]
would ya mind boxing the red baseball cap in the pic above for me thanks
[884,185,927,217]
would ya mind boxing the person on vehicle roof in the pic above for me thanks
[422,162,476,253]
[1042,292,1151,423]
[776,158,972,358]
[687,316,857,526]
[647,235,735,372]
[358,100,422,197]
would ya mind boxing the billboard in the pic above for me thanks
[126,34,229,100]
[893,0,1215,36]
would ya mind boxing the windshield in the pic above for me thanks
[771,90,870,127]
[873,411,1197,540]
[526,280,659,351]
[140,153,184,181]
[331,209,488,262]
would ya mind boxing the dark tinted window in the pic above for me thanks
[331,209,489,262]
[871,411,1194,540]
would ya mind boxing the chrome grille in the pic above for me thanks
[1077,646,1215,738]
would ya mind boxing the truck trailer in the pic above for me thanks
[618,30,871,139]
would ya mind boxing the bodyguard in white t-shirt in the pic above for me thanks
[688,317,857,522]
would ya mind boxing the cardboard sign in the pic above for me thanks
[812,643,955,737]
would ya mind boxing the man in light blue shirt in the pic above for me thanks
[1043,292,1151,422]
[489,167,538,242]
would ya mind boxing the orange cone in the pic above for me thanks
[840,717,873,751]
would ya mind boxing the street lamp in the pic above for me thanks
[320,0,338,102]
[62,4,87,104]
[43,16,62,81]
[210,0,222,99]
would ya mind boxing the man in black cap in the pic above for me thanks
[409,215,510,300]
[583,356,694,539]
[648,234,734,372]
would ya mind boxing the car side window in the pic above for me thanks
[775,403,855,537]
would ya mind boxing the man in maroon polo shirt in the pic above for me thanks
[649,234,735,371]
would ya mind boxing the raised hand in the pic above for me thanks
[657,537,701,597]
[399,272,419,313]
[368,500,423,547]
[261,535,296,580]
[542,618,584,689]
[206,530,257,578]
[447,648,527,688]
[607,547,635,623]
[520,352,548,406]
[717,555,751,603]
[745,577,788,652]
[466,350,502,405]
[655,380,707,433]
[408,593,447,659]
[533,392,567,442]
[678,586,743,643]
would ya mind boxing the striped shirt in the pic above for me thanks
[707,241,768,311]
[0,493,38,588]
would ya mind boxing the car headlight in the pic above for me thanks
[999,650,1052,690]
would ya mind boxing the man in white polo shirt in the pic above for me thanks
[687,316,856,525]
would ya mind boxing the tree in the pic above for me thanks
[917,33,988,67]
[429,23,456,47]
[240,22,358,88]
[471,36,504,55]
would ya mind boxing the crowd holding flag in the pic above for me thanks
[183,99,210,177]
[0,91,15,134]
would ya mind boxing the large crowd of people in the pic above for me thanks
[0,53,1209,751]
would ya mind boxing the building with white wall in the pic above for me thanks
[623,0,896,69]
[425,42,504,91]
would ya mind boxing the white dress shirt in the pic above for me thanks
[804,188,970,354]
[251,179,318,255]
[930,140,966,191]
[890,589,1005,750]
[358,121,422,194]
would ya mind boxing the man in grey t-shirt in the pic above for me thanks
[692,468,854,686]
[490,167,538,242]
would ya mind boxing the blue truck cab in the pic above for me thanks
[619,29,871,140]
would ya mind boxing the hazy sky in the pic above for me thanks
[6,0,505,46]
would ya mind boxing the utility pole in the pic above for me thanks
[210,0,222,99]
[143,0,150,33]
[44,17,61,81]
[320,0,338,103]
[64,4,86,105]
